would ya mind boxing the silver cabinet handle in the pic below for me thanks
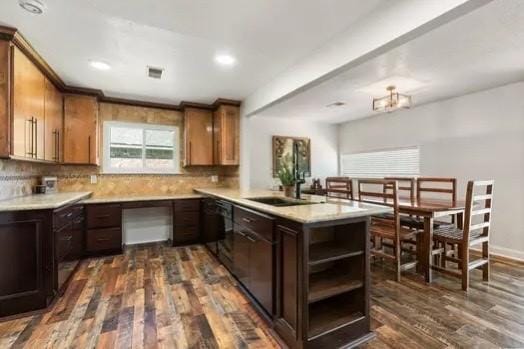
[34,118,38,158]
[26,118,34,156]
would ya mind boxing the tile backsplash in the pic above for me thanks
[0,102,239,200]
[0,159,238,200]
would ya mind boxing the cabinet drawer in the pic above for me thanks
[173,226,199,243]
[86,204,121,229]
[86,228,121,252]
[174,211,200,227]
[174,199,200,213]
[234,206,274,241]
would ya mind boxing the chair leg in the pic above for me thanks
[441,242,447,268]
[482,241,490,282]
[457,246,463,269]
[395,240,401,282]
[461,245,469,291]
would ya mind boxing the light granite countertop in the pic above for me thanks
[81,194,203,204]
[194,188,392,224]
[0,192,93,212]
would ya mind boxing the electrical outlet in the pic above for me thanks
[90,175,98,184]
[211,175,219,183]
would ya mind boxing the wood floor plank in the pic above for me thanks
[2,243,523,349]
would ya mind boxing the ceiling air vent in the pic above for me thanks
[147,66,164,79]
[326,102,346,108]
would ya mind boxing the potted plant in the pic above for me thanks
[278,164,295,198]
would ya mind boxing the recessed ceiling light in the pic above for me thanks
[89,60,111,71]
[18,0,46,14]
[214,54,236,66]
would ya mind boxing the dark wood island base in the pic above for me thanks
[200,193,378,349]
[273,216,373,349]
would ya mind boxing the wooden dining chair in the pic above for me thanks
[432,180,493,291]
[325,177,353,200]
[358,179,420,281]
[402,177,458,229]
[384,177,416,203]
[417,177,457,205]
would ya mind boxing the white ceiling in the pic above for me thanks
[0,0,386,104]
[256,0,524,123]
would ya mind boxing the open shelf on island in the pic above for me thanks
[309,268,364,303]
[308,290,366,340]
[309,241,364,266]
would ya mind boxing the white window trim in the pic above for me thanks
[102,121,181,174]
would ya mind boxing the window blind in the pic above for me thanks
[340,147,420,178]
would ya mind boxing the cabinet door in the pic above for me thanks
[0,212,51,317]
[44,79,63,162]
[12,47,45,159]
[275,223,300,340]
[214,105,239,165]
[0,41,9,158]
[63,95,98,164]
[233,224,250,287]
[184,107,213,166]
[249,234,274,315]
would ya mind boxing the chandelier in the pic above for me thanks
[372,86,412,112]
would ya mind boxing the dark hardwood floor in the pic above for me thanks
[0,244,522,348]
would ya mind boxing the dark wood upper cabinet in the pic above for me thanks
[213,105,239,165]
[44,78,63,162]
[184,104,240,167]
[184,107,213,166]
[12,46,46,160]
[63,94,99,165]
[0,40,9,158]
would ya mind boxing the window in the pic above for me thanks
[340,147,420,178]
[103,121,180,174]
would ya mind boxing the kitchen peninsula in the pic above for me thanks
[195,188,391,349]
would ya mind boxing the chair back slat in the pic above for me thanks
[417,177,457,205]
[464,180,494,243]
[384,177,416,203]
[358,179,400,239]
[326,177,353,200]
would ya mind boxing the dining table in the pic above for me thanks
[397,197,467,283]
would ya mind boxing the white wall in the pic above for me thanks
[339,82,524,259]
[242,115,339,190]
[122,207,172,245]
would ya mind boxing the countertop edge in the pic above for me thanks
[80,194,203,205]
[194,188,392,224]
[0,192,93,212]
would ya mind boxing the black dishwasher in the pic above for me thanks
[202,198,220,254]
[216,200,234,271]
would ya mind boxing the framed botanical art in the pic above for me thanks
[272,136,311,178]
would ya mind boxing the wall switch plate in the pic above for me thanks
[211,175,219,183]
[90,175,98,184]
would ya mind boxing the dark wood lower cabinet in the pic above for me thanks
[85,203,122,255]
[0,211,51,317]
[173,199,201,246]
[249,230,274,315]
[274,220,301,345]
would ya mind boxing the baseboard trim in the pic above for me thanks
[471,244,524,264]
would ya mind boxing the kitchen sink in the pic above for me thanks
[247,196,319,207]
